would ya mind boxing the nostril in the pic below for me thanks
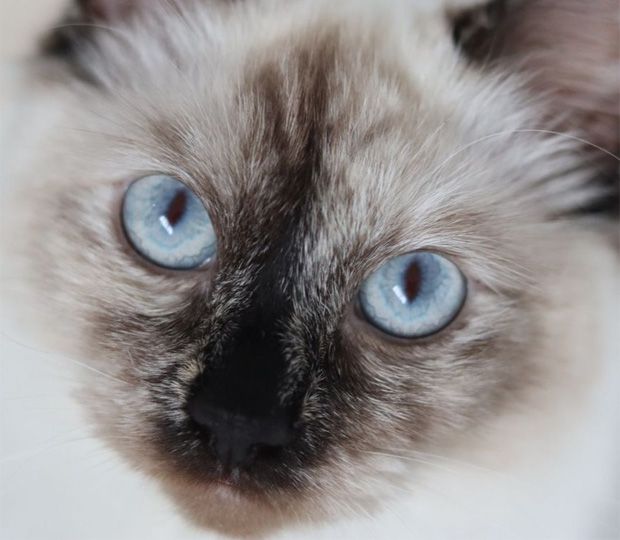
[186,389,216,431]
[253,442,287,464]
[186,386,295,468]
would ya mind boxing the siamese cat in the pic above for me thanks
[1,0,618,537]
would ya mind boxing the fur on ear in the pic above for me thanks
[41,0,147,61]
[61,0,147,22]
[454,0,619,157]
[74,0,137,20]
[454,0,619,215]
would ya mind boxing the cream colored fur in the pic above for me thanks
[1,1,618,538]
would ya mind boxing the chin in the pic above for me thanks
[151,465,357,538]
[163,479,283,537]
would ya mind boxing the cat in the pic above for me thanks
[1,0,618,538]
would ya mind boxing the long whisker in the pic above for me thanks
[362,447,526,486]
[511,129,619,160]
[428,127,618,182]
[0,330,128,385]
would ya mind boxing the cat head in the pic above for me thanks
[16,0,612,533]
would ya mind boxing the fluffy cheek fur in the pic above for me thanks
[10,0,611,531]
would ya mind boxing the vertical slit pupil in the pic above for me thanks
[404,262,421,302]
[165,189,188,226]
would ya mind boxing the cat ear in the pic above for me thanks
[84,0,142,18]
[453,0,619,214]
[58,0,143,22]
[453,0,619,158]
[74,0,140,20]
[41,0,148,64]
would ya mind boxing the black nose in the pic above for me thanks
[187,300,304,468]
[187,386,295,468]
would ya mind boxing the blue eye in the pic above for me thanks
[359,251,466,339]
[122,175,216,269]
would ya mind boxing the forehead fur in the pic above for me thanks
[45,0,595,289]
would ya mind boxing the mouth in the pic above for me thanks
[207,468,248,493]
[211,474,238,489]
[166,448,290,501]
[158,414,313,498]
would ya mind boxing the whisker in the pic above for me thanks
[514,129,619,161]
[428,127,618,183]
[0,330,128,385]
[362,447,526,486]
[0,431,97,465]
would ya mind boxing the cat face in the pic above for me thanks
[22,0,603,532]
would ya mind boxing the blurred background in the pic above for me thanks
[0,0,65,59]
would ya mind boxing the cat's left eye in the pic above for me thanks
[358,251,466,339]
[121,175,216,269]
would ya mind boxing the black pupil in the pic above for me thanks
[165,189,188,226]
[403,262,421,302]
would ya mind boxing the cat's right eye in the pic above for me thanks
[121,175,216,269]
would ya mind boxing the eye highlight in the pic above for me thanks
[358,251,466,339]
[121,175,216,269]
